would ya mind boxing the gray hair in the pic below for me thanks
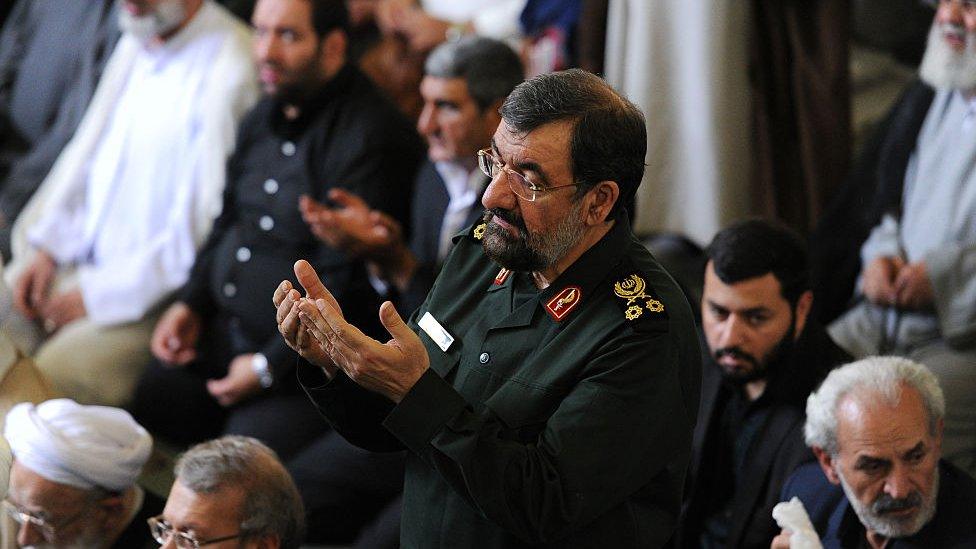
[174,436,305,549]
[804,356,945,455]
[424,36,524,110]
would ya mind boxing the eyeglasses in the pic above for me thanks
[477,148,578,202]
[2,499,88,541]
[931,0,976,15]
[148,515,248,548]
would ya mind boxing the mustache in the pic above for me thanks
[940,22,968,41]
[483,208,527,233]
[713,346,759,368]
[873,491,923,515]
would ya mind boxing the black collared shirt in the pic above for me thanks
[180,63,424,383]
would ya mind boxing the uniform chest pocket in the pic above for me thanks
[484,379,568,433]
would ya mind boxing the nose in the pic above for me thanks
[481,169,517,212]
[884,463,914,500]
[717,314,748,348]
[254,34,278,62]
[16,521,43,547]
[940,0,966,23]
[417,104,437,137]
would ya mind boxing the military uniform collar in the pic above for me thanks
[535,211,632,318]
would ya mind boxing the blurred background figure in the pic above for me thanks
[0,0,258,407]
[0,0,120,261]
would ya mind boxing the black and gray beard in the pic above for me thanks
[117,0,186,43]
[481,206,586,273]
[919,22,976,91]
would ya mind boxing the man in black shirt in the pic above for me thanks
[130,0,423,457]
[678,219,851,548]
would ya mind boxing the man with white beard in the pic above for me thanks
[817,0,976,477]
[0,0,257,407]
[771,357,976,548]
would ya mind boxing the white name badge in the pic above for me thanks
[419,312,454,352]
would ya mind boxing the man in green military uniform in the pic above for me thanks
[273,68,701,547]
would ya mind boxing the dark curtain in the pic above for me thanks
[750,0,851,234]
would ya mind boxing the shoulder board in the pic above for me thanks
[608,261,669,332]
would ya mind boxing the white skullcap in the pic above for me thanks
[4,399,152,491]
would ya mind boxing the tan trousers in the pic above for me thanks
[0,261,158,407]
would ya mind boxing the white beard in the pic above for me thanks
[919,22,976,92]
[836,466,939,539]
[117,0,187,43]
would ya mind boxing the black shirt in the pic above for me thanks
[180,63,424,383]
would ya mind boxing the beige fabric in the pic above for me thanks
[0,336,57,421]
[33,315,157,407]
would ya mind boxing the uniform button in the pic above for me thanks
[263,178,279,194]
[259,216,275,231]
[223,283,237,298]
[281,141,296,156]
[479,352,490,364]
[236,247,251,262]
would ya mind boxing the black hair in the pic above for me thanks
[499,68,646,219]
[705,218,810,306]
[308,0,349,36]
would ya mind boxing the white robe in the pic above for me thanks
[4,1,257,326]
[604,0,753,244]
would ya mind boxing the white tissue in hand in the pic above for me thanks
[772,497,823,549]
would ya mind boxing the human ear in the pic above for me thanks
[792,290,813,339]
[584,181,619,226]
[813,447,841,485]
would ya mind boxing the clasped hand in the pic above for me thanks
[861,256,934,311]
[273,259,429,402]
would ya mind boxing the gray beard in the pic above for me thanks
[117,0,187,43]
[919,22,976,92]
[836,465,939,539]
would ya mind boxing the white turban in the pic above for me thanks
[4,399,152,491]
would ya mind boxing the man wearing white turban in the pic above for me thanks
[1,399,159,549]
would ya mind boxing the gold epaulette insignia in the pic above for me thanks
[614,274,665,320]
[473,223,487,240]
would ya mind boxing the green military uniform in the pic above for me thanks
[299,214,702,547]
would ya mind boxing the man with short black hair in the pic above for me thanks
[677,219,849,548]
[131,0,423,457]
[156,435,304,549]
[275,68,701,547]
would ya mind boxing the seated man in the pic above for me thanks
[0,0,119,260]
[816,0,976,474]
[2,398,159,548]
[130,0,423,458]
[156,435,304,549]
[774,356,976,548]
[1,0,258,406]
[290,35,522,546]
[677,220,850,548]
